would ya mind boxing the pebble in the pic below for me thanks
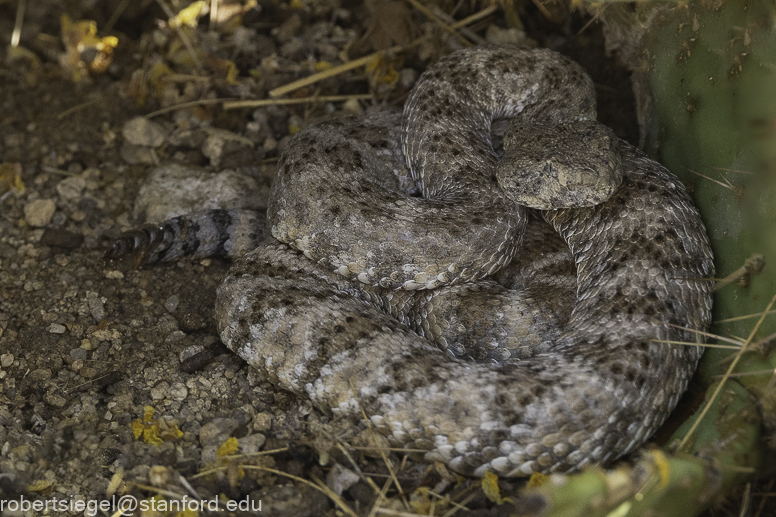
[150,383,169,401]
[122,116,168,147]
[166,330,186,343]
[39,228,84,249]
[70,348,87,361]
[199,417,240,464]
[0,354,13,368]
[30,368,52,382]
[55,176,86,203]
[168,382,188,401]
[48,323,66,334]
[201,134,225,167]
[326,463,360,496]
[148,465,172,487]
[86,292,106,323]
[252,412,273,432]
[239,433,266,454]
[179,344,205,363]
[24,199,56,227]
[45,391,67,408]
[199,418,239,447]
[164,295,180,313]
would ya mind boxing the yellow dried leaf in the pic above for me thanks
[27,479,53,492]
[156,416,184,441]
[314,61,332,71]
[170,1,207,28]
[0,162,25,196]
[527,471,549,488]
[131,418,145,440]
[409,486,434,514]
[217,437,240,457]
[148,61,174,99]
[651,449,671,487]
[60,14,118,81]
[143,424,164,446]
[481,470,512,504]
[132,406,182,445]
[366,55,401,85]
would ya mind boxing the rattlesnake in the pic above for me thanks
[108,45,714,477]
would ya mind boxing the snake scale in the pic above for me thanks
[108,45,714,477]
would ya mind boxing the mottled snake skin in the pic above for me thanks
[109,46,714,477]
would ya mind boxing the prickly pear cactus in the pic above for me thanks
[646,0,776,373]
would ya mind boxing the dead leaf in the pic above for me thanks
[59,14,118,82]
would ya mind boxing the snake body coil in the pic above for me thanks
[218,46,714,476]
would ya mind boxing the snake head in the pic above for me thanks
[496,120,623,210]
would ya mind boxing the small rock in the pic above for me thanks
[48,323,66,334]
[202,134,225,167]
[86,292,106,323]
[70,348,87,361]
[342,98,362,114]
[399,68,418,90]
[263,136,277,153]
[239,433,266,455]
[89,328,121,341]
[158,314,179,333]
[0,354,14,368]
[178,311,206,331]
[166,330,186,343]
[252,412,273,432]
[168,382,188,401]
[122,116,168,147]
[164,295,180,313]
[133,164,265,223]
[24,199,56,227]
[148,465,172,487]
[30,368,52,382]
[45,390,67,408]
[200,417,240,464]
[179,344,205,363]
[199,418,239,448]
[150,382,170,401]
[326,463,360,496]
[39,228,84,249]
[56,176,86,203]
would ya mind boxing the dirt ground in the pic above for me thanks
[0,1,756,516]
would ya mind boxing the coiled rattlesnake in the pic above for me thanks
[108,45,714,477]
